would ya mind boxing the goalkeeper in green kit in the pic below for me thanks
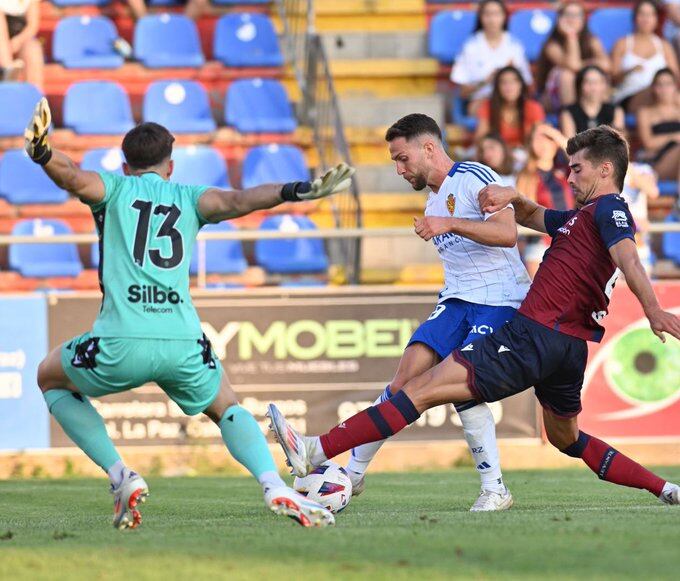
[25,98,353,529]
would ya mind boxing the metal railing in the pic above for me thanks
[276,0,362,283]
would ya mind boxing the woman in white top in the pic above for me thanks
[0,0,43,89]
[450,0,532,115]
[611,0,679,112]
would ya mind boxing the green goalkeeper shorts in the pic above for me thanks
[60,331,223,416]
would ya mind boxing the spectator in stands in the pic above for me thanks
[475,66,545,149]
[0,0,43,89]
[125,0,209,21]
[622,162,660,275]
[636,67,680,188]
[663,0,680,58]
[612,0,679,113]
[516,123,571,277]
[560,65,625,138]
[476,133,516,186]
[450,0,532,115]
[536,1,610,113]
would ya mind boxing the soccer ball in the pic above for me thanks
[293,462,353,514]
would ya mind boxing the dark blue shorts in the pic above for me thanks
[453,313,588,418]
[407,298,517,360]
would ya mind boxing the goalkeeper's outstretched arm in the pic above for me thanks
[24,98,105,205]
[198,163,354,222]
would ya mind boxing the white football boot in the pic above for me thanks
[659,483,680,505]
[469,487,514,512]
[347,469,365,497]
[111,468,149,529]
[264,486,335,527]
[266,404,317,478]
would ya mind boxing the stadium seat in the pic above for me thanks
[241,144,309,189]
[589,8,633,54]
[91,240,100,269]
[63,81,133,135]
[190,222,247,275]
[450,87,478,132]
[255,215,329,274]
[508,9,557,62]
[172,146,231,189]
[0,150,68,205]
[143,81,216,133]
[662,214,680,265]
[658,180,679,197]
[134,14,204,68]
[0,82,42,137]
[53,16,123,69]
[81,148,125,175]
[9,219,83,278]
[214,13,283,67]
[225,78,297,133]
[428,10,476,65]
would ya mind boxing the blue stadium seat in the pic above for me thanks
[508,9,557,62]
[63,81,133,135]
[662,214,680,265]
[225,78,297,133]
[0,150,68,205]
[91,239,100,269]
[0,83,42,137]
[190,222,247,275]
[9,219,83,278]
[53,16,123,69]
[214,13,283,67]
[172,146,231,189]
[589,8,633,54]
[241,144,309,189]
[450,87,477,132]
[143,81,216,133]
[658,180,679,197]
[134,14,204,68]
[428,10,476,65]
[51,0,110,6]
[81,148,125,175]
[255,215,329,274]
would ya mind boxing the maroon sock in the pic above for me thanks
[319,390,420,459]
[562,431,665,497]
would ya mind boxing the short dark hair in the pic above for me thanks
[385,113,443,143]
[566,126,629,191]
[122,122,175,170]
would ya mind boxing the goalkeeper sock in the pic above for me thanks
[346,385,392,475]
[319,391,421,460]
[456,403,505,493]
[219,405,281,485]
[562,431,665,496]
[44,389,121,472]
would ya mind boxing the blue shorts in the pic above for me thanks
[407,298,517,360]
[453,313,588,418]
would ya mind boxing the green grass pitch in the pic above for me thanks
[1,468,679,580]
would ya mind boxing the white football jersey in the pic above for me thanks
[426,162,531,308]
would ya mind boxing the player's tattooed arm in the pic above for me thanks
[24,98,105,204]
[478,184,548,234]
[414,208,517,247]
[609,238,680,343]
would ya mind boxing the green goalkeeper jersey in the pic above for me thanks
[90,171,210,339]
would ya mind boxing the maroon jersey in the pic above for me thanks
[518,194,636,342]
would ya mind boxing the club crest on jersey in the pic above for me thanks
[446,194,456,216]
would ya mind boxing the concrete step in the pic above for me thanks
[339,94,445,128]
[321,32,428,60]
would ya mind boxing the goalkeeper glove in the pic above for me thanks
[24,97,52,166]
[281,163,355,202]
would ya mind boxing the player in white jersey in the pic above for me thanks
[344,114,531,511]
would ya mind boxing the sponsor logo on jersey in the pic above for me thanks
[558,215,578,236]
[127,285,183,313]
[612,210,629,228]
[447,194,456,216]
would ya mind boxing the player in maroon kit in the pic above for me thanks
[268,125,680,505]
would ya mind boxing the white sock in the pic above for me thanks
[308,436,328,466]
[457,403,504,493]
[346,386,392,475]
[258,470,286,493]
[107,460,126,488]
